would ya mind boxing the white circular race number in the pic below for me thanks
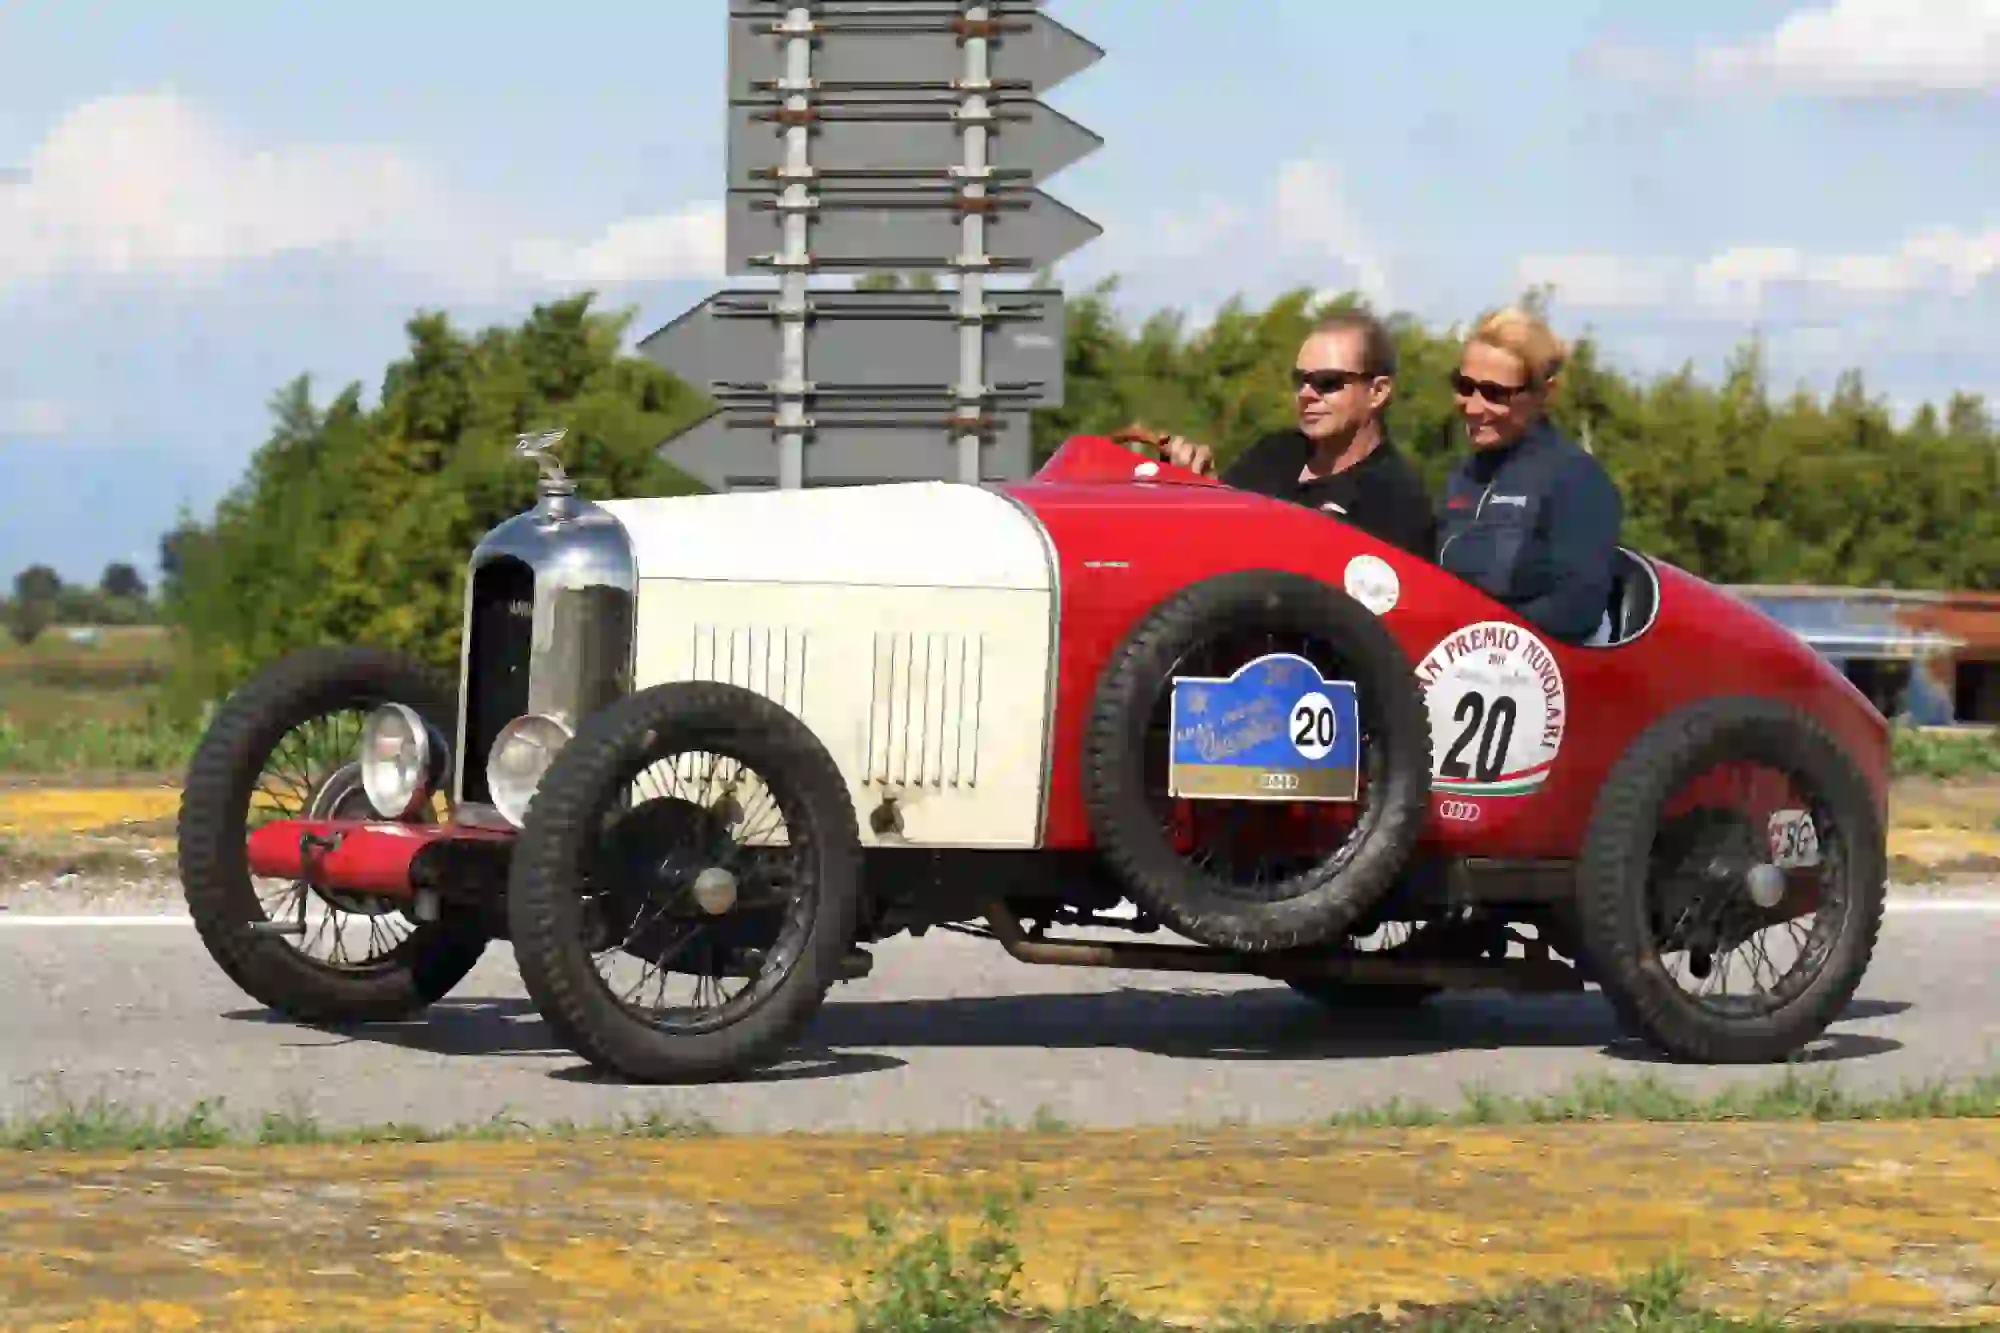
[1289,690,1339,761]
[1414,622,1567,796]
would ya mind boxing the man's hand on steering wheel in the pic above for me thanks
[1111,422,1217,476]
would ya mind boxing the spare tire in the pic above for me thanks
[1081,569,1432,952]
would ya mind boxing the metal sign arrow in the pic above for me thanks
[724,184,1101,272]
[638,287,1065,405]
[728,4,1101,101]
[659,403,1035,490]
[727,96,1101,189]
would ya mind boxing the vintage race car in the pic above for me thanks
[176,429,1890,1083]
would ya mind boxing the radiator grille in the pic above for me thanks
[460,557,534,804]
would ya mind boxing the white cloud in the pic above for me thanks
[1515,253,1679,308]
[1592,0,2000,96]
[1518,224,2000,314]
[1092,157,1392,311]
[1700,0,2000,94]
[0,399,67,437]
[1271,159,1392,308]
[508,205,724,285]
[0,90,722,297]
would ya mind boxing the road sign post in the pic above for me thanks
[956,5,990,485]
[648,0,1104,491]
[776,5,812,490]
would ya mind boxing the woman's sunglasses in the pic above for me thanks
[1450,372,1530,404]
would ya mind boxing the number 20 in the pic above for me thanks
[1292,701,1335,749]
[1440,691,1517,784]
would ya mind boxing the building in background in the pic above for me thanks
[1728,585,2000,726]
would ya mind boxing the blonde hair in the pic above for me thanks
[1467,306,1567,387]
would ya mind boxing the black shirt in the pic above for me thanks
[1221,430,1437,558]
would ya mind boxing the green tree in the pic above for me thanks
[163,293,712,710]
[6,597,50,646]
[159,275,2000,721]
[13,565,60,606]
[101,562,147,600]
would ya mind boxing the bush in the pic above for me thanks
[1889,723,2000,779]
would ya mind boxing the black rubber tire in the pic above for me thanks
[1573,695,1887,1064]
[177,645,489,1024]
[507,680,863,1083]
[1082,569,1433,953]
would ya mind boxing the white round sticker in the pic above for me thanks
[1289,690,1338,760]
[1343,554,1400,615]
[1133,460,1160,478]
[1415,622,1567,796]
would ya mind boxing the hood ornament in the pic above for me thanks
[516,428,574,498]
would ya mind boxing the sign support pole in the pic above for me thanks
[954,4,990,486]
[777,4,814,490]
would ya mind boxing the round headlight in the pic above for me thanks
[487,713,574,828]
[360,703,434,819]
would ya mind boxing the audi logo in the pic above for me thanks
[1437,800,1482,822]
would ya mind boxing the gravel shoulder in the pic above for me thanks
[1,1121,1995,1331]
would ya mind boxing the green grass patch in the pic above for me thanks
[1319,1067,2000,1127]
[0,1080,720,1152]
[0,623,201,776]
[0,709,204,776]
[0,1068,1991,1156]
[1891,724,2000,780]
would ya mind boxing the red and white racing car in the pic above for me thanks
[176,431,1889,1082]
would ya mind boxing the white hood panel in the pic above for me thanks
[598,482,1053,590]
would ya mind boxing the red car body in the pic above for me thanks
[245,432,1889,911]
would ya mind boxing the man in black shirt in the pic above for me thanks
[1117,309,1436,558]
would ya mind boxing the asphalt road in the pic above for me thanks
[2,892,1994,1133]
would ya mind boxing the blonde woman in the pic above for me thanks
[1434,306,1623,642]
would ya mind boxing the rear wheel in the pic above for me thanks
[176,646,488,1024]
[1082,569,1432,953]
[507,680,863,1083]
[1574,697,1886,1063]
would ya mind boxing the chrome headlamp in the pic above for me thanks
[359,703,447,819]
[487,713,575,828]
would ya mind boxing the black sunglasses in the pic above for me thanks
[1291,368,1374,395]
[1450,372,1530,403]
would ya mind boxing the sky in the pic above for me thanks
[1,0,1996,588]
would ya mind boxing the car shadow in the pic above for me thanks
[219,986,1907,1073]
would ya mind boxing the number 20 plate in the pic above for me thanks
[1166,653,1360,801]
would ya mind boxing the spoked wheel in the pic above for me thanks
[1575,697,1887,1063]
[177,647,489,1023]
[1084,570,1432,953]
[508,680,862,1083]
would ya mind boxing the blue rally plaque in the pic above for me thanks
[1167,653,1360,801]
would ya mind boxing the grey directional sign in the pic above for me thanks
[724,184,1100,272]
[661,405,1033,490]
[649,1,1103,489]
[639,288,1064,405]
[727,4,1101,101]
[728,97,1101,188]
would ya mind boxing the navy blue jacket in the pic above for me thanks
[1435,419,1623,642]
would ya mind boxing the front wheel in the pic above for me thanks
[176,646,489,1024]
[507,680,864,1083]
[1574,696,1887,1064]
